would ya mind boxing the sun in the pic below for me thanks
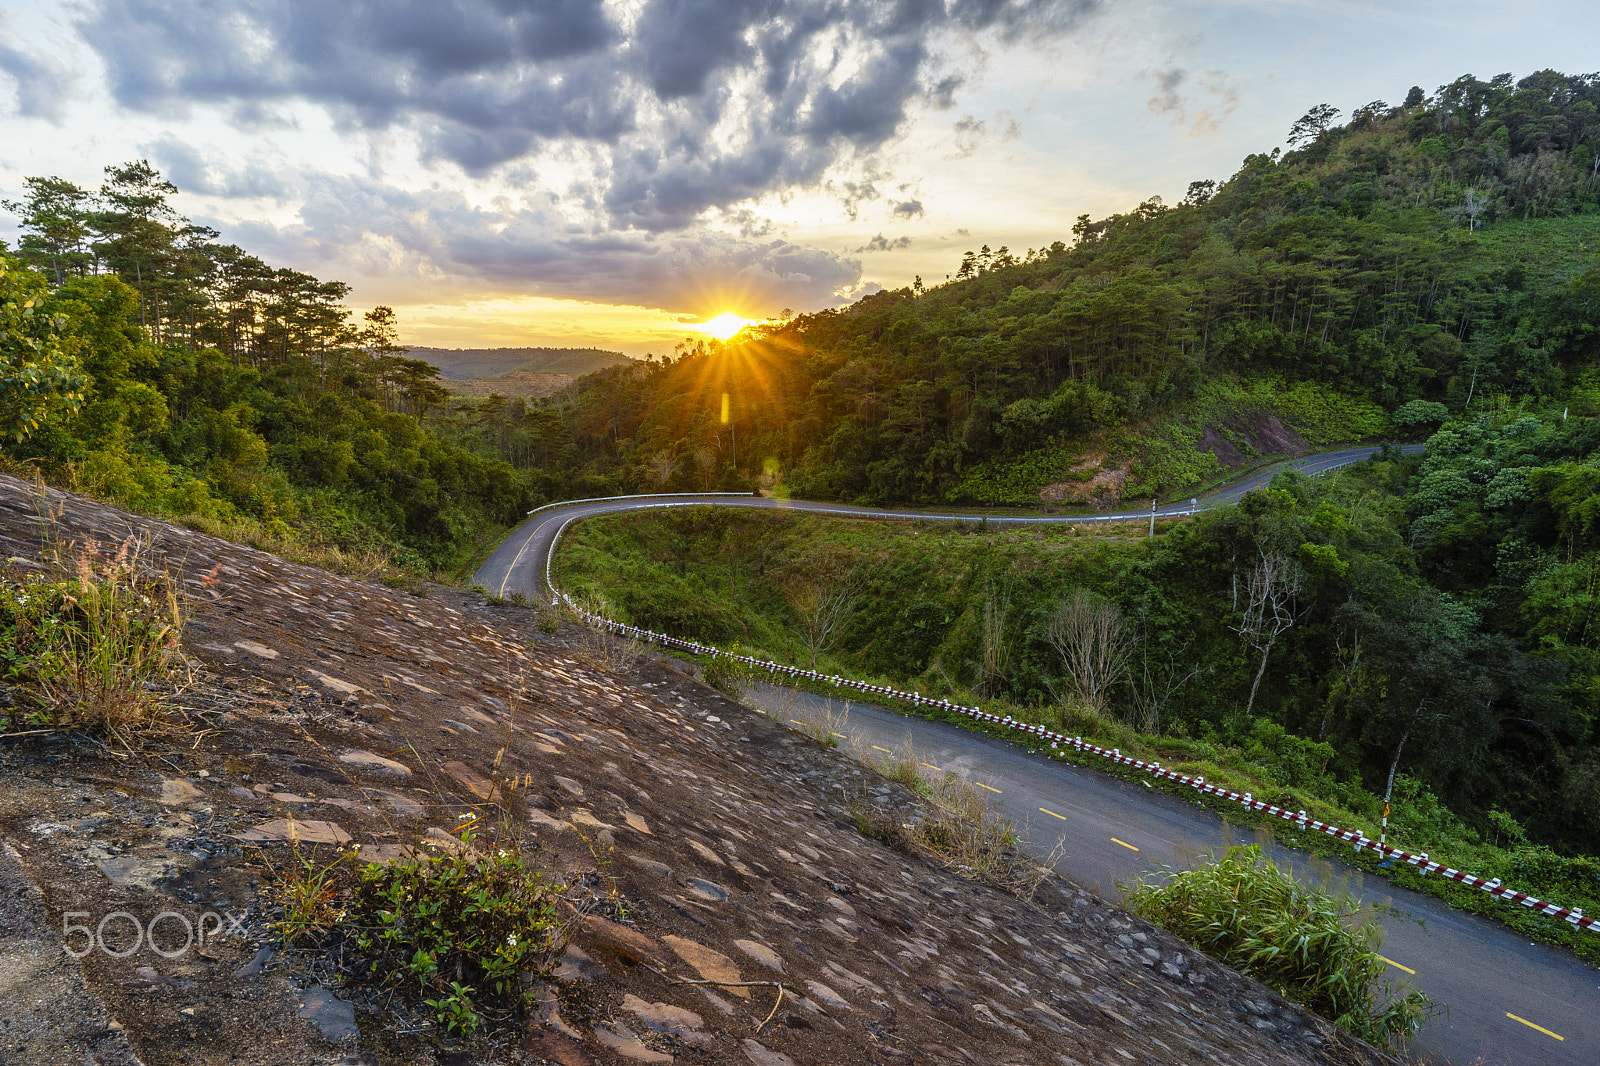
[688,311,756,341]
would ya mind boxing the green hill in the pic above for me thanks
[535,70,1600,505]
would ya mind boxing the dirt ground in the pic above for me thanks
[0,475,1393,1066]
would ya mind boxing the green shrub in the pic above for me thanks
[1124,845,1432,1050]
[348,839,568,1035]
[701,654,748,696]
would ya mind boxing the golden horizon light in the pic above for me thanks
[688,312,757,341]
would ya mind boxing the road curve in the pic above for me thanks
[475,444,1424,601]
[465,442,1600,1063]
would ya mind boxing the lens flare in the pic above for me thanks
[689,312,756,340]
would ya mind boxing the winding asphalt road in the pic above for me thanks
[474,444,1600,1064]
[475,445,1422,602]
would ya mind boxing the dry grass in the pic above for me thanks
[780,696,850,748]
[851,735,1062,899]
[1,533,194,739]
[562,594,643,675]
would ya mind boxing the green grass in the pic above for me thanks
[1125,845,1433,1050]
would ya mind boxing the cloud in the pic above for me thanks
[78,0,1104,230]
[144,135,301,201]
[891,198,925,219]
[1144,65,1238,136]
[0,11,73,121]
[953,114,988,155]
[1146,68,1186,117]
[212,170,866,314]
[837,180,881,222]
[854,233,912,253]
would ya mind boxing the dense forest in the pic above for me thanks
[0,162,558,572]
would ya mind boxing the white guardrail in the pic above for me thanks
[541,551,1594,937]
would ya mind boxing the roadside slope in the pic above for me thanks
[0,475,1391,1066]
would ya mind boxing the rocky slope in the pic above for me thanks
[0,474,1393,1066]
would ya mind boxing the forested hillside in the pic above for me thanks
[533,70,1600,505]
[0,163,551,574]
[409,346,630,381]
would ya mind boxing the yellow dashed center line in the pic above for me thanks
[1039,807,1067,820]
[1378,955,1415,975]
[871,745,894,754]
[1111,837,1140,851]
[497,514,559,597]
[789,719,806,725]
[830,732,846,739]
[976,782,1002,794]
[920,761,942,771]
[1506,1013,1563,1041]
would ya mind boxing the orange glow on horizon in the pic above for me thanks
[688,311,757,340]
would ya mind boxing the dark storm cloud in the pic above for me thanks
[82,0,630,168]
[79,0,1102,226]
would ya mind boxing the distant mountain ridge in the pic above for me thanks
[408,346,632,380]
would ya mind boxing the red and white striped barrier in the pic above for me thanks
[563,604,1596,937]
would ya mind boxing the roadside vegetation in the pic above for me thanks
[1124,845,1434,1051]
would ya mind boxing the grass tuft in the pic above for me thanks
[852,735,1060,898]
[1,535,189,737]
[1124,844,1434,1050]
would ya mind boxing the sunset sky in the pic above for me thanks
[2,1,1596,356]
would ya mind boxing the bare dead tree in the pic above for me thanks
[644,450,678,489]
[786,574,858,669]
[1048,588,1136,716]
[978,580,1011,697]
[1130,635,1205,734]
[1462,187,1488,230]
[1230,552,1304,722]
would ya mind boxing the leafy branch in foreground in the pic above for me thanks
[1123,844,1433,1050]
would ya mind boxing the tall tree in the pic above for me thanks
[1286,103,1341,148]
[2,177,94,284]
